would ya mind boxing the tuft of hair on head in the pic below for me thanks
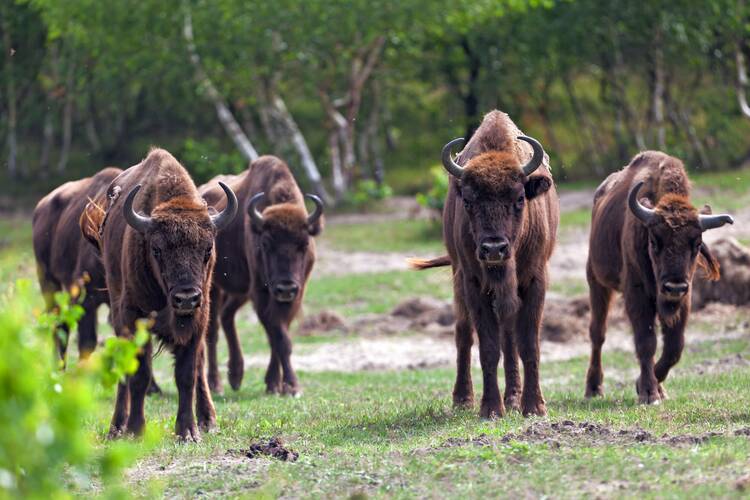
[80,196,107,251]
[697,244,721,281]
[407,255,451,270]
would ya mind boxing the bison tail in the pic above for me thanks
[407,255,452,270]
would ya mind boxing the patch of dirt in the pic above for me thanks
[298,310,347,335]
[736,474,750,492]
[233,438,299,462]
[691,353,750,375]
[434,421,732,451]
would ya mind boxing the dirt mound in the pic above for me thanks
[298,310,347,335]
[693,237,750,309]
[542,296,591,342]
[235,438,299,462]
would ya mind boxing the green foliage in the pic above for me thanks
[343,180,393,209]
[416,166,449,216]
[0,280,151,498]
[178,137,246,185]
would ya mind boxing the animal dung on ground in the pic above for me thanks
[236,438,299,462]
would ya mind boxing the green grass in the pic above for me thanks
[121,333,750,498]
[0,217,34,290]
[321,218,444,254]
[692,166,750,212]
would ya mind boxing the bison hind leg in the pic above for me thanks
[585,269,613,398]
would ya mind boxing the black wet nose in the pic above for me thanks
[274,281,299,299]
[172,287,202,311]
[662,281,689,296]
[480,238,510,261]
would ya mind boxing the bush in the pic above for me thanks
[345,179,393,209]
[178,137,246,185]
[0,280,151,498]
[416,166,449,217]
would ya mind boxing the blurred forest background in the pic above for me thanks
[3,0,750,206]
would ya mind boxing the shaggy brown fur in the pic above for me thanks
[415,110,559,418]
[199,155,323,395]
[97,148,222,441]
[585,151,723,404]
[33,167,122,363]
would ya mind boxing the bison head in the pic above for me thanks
[124,182,237,325]
[248,193,323,303]
[442,135,552,276]
[628,180,732,319]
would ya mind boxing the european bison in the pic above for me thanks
[413,111,559,418]
[96,148,237,440]
[585,151,733,404]
[199,155,323,395]
[33,167,122,363]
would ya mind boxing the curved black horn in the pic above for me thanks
[699,213,734,231]
[123,185,153,233]
[248,192,266,226]
[441,137,466,178]
[517,135,545,176]
[210,181,238,231]
[305,194,324,226]
[627,180,656,224]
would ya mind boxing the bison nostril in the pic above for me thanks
[480,239,510,259]
[273,281,299,300]
[663,281,688,295]
[172,288,202,310]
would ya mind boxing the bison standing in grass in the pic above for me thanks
[585,151,733,404]
[95,148,237,440]
[33,167,122,363]
[199,155,323,396]
[413,111,559,418]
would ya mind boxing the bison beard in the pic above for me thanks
[585,151,732,405]
[414,110,559,419]
[97,148,237,441]
[200,155,323,396]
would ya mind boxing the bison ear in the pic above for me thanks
[308,216,324,236]
[697,242,721,281]
[639,197,655,209]
[524,176,552,200]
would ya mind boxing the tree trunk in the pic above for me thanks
[56,60,75,173]
[736,43,750,119]
[562,73,604,174]
[651,26,666,150]
[269,93,331,204]
[182,5,258,162]
[328,129,345,199]
[3,13,18,177]
[39,109,54,174]
[460,37,481,139]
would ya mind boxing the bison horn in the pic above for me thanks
[248,191,266,226]
[627,180,657,225]
[123,185,154,233]
[699,213,734,231]
[518,135,545,176]
[305,194,324,226]
[441,137,466,178]
[210,181,238,231]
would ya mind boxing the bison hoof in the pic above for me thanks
[107,425,127,440]
[657,383,669,400]
[479,400,505,419]
[635,378,661,405]
[198,416,217,433]
[265,383,282,395]
[585,385,604,398]
[522,400,547,417]
[504,391,522,412]
[281,383,301,397]
[452,394,475,409]
[176,424,201,443]
[209,378,224,395]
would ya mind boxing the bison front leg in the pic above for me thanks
[125,340,153,435]
[624,285,660,405]
[501,326,522,412]
[260,315,301,396]
[585,268,613,398]
[76,294,99,360]
[220,295,246,391]
[206,287,223,394]
[108,381,130,438]
[654,303,688,399]
[516,277,547,417]
[452,280,474,408]
[467,286,504,419]
[195,339,217,432]
[174,338,201,442]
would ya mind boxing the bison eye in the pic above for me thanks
[204,247,212,263]
[152,247,161,260]
[515,195,525,211]
[649,235,661,253]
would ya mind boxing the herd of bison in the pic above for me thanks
[31,110,735,441]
